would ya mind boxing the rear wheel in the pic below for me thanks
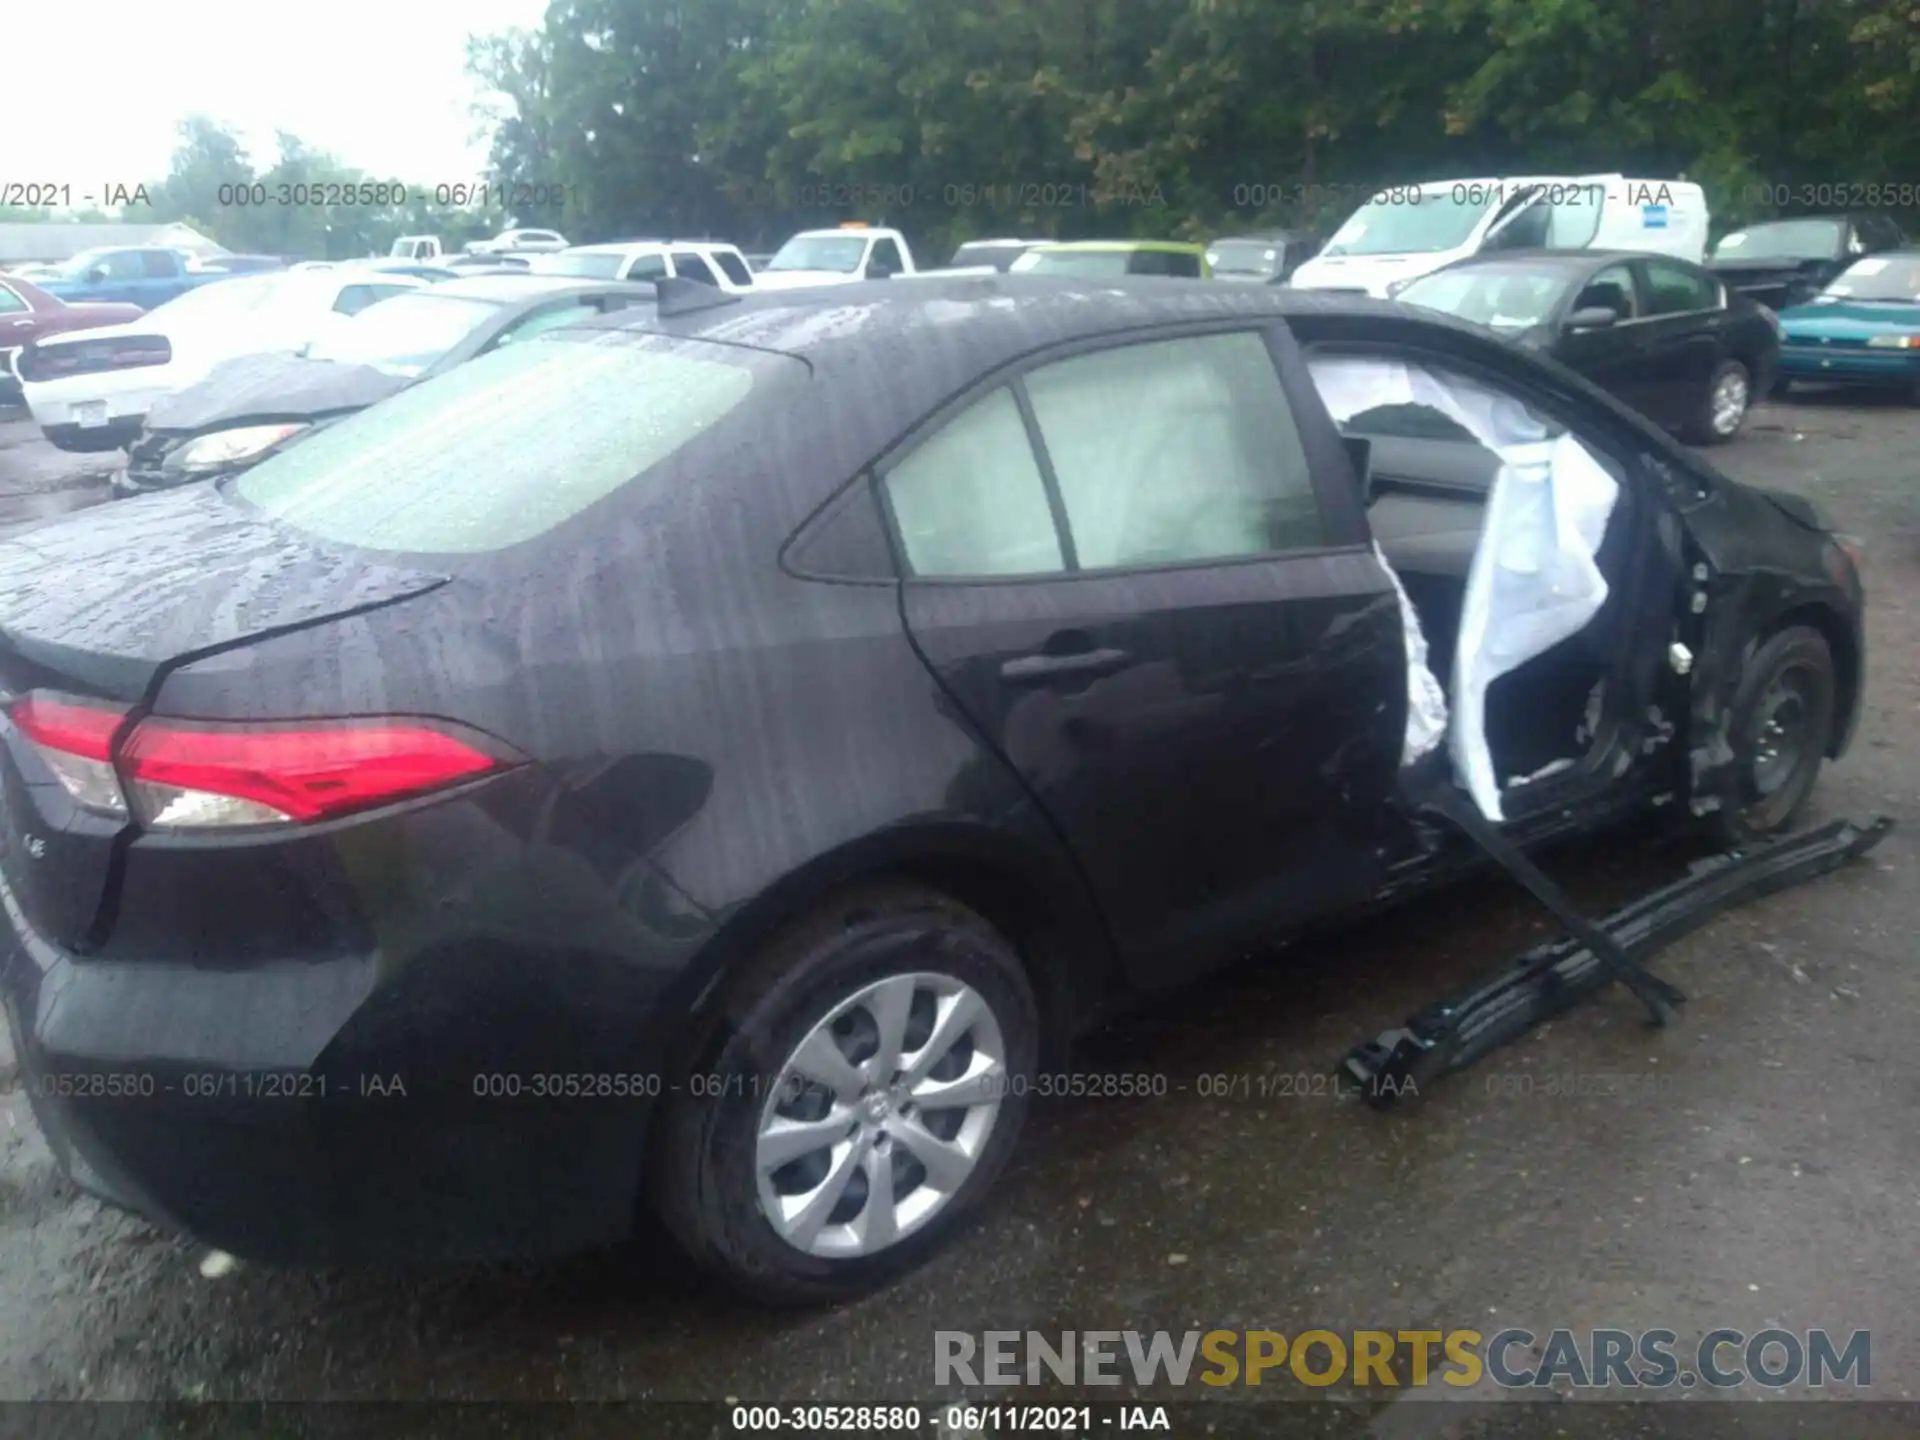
[653,882,1039,1304]
[1711,625,1837,847]
[1685,359,1751,445]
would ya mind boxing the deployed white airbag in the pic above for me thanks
[1307,354,1620,821]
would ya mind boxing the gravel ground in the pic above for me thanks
[0,391,1914,1430]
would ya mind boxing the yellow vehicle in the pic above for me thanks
[1009,240,1212,279]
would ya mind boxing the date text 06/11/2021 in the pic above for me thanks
[724,1402,1174,1434]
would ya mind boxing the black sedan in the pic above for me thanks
[1708,213,1907,311]
[113,275,655,496]
[1396,249,1781,445]
[0,276,1865,1303]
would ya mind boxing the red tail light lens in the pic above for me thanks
[6,693,519,832]
[9,695,131,816]
[119,718,517,830]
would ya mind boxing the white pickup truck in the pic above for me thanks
[753,224,917,289]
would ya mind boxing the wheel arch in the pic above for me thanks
[1684,578,1862,817]
[652,821,1121,1096]
[1761,600,1862,759]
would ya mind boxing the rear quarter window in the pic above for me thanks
[233,337,765,555]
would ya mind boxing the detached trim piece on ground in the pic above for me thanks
[1340,813,1895,1107]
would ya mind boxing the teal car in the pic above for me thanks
[1776,249,1920,396]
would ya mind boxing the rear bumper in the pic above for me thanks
[0,867,674,1264]
[40,420,143,453]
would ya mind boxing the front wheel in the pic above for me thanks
[1685,359,1751,445]
[1711,625,1837,847]
[653,882,1039,1304]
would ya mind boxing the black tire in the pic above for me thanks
[652,881,1039,1305]
[1684,358,1752,445]
[1710,625,1837,847]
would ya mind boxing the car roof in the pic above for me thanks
[569,240,738,254]
[1430,248,1684,275]
[411,274,648,302]
[577,273,1409,366]
[1031,240,1206,255]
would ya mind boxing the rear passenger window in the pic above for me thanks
[1641,261,1719,316]
[882,388,1064,577]
[1024,332,1325,568]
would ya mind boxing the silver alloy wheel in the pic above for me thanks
[1712,368,1750,435]
[754,971,1006,1258]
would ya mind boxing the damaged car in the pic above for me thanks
[0,276,1875,1305]
[113,275,657,497]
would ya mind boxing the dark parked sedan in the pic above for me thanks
[1397,249,1781,444]
[0,277,1865,1303]
[114,275,656,496]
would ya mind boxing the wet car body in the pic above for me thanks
[115,276,658,496]
[0,278,1864,1285]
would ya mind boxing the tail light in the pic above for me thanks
[17,335,172,384]
[8,694,519,832]
[10,695,131,816]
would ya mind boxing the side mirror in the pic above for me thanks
[1565,306,1619,331]
[865,259,896,280]
[86,266,108,283]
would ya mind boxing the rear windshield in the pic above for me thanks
[232,336,761,554]
[307,292,502,376]
[533,252,630,279]
[1012,249,1133,277]
[1712,219,1844,263]
[1208,240,1282,277]
[951,243,1028,271]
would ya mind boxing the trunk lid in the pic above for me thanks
[0,483,448,700]
[0,486,448,951]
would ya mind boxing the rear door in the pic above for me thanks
[1630,258,1726,425]
[885,325,1407,986]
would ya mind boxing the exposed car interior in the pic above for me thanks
[1308,351,1636,821]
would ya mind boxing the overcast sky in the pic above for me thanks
[7,0,552,199]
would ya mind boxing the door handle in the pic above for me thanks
[999,647,1132,684]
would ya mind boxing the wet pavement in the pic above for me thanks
[0,393,1915,1423]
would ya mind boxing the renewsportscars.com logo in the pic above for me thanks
[934,1328,1871,1390]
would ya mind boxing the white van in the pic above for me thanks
[1289,176,1709,298]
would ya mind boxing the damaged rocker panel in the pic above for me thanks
[1339,814,1894,1107]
